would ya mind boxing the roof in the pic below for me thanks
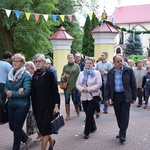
[91,22,119,33]
[49,26,74,40]
[109,4,150,24]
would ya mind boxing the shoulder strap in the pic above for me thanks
[66,65,75,82]
[86,83,93,97]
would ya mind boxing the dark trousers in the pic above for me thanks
[113,92,131,138]
[145,87,150,105]
[137,88,143,105]
[8,105,29,150]
[82,100,97,136]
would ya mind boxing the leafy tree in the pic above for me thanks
[55,0,83,54]
[127,55,147,64]
[0,0,59,60]
[123,28,143,57]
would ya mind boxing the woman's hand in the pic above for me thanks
[53,104,59,114]
[63,73,70,78]
[18,88,24,95]
[82,87,88,93]
[6,90,12,98]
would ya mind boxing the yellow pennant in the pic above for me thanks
[60,15,65,22]
[88,13,93,20]
[25,13,31,20]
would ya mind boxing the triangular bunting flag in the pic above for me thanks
[43,14,48,22]
[60,15,65,22]
[68,15,72,22]
[83,13,87,19]
[14,10,21,19]
[5,9,11,17]
[52,15,57,22]
[88,13,93,20]
[25,13,31,20]
[34,14,40,21]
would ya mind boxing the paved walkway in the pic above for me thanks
[0,94,150,150]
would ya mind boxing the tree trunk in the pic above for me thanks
[0,13,14,54]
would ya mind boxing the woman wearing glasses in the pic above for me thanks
[76,57,102,139]
[5,53,32,150]
[31,54,60,150]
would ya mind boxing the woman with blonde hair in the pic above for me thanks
[61,54,80,121]
[5,53,32,150]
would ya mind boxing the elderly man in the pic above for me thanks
[133,60,146,107]
[105,55,137,143]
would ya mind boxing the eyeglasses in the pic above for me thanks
[34,60,43,64]
[12,60,22,63]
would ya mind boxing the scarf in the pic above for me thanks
[82,67,95,84]
[8,66,25,83]
[33,67,46,80]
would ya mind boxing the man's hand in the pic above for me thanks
[106,100,110,106]
[131,100,136,104]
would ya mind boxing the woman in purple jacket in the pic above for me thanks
[76,57,102,139]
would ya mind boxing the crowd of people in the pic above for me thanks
[0,51,150,149]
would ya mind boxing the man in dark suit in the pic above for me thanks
[105,55,137,143]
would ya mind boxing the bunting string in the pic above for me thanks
[0,8,101,22]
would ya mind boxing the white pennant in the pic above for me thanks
[43,14,48,22]
[5,9,11,17]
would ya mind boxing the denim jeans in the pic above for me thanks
[8,105,29,150]
[64,89,78,104]
[101,83,108,112]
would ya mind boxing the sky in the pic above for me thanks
[78,0,150,26]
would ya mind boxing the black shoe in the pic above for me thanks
[84,134,89,139]
[116,135,120,138]
[96,114,100,119]
[49,140,56,150]
[90,127,97,133]
[137,105,141,107]
[120,137,125,143]
[104,111,108,114]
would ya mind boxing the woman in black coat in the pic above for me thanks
[31,54,60,150]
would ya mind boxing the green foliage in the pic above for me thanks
[127,55,147,63]
[56,0,83,54]
[0,0,59,60]
[123,28,143,57]
[82,13,99,57]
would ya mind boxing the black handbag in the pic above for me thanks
[92,95,102,103]
[51,113,65,134]
[0,100,8,123]
[86,84,101,103]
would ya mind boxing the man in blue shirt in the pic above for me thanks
[0,51,12,122]
[105,55,137,143]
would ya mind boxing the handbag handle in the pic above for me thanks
[86,83,93,97]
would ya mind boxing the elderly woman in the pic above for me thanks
[25,61,42,142]
[61,54,80,121]
[76,57,102,139]
[5,53,31,150]
[31,54,60,150]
